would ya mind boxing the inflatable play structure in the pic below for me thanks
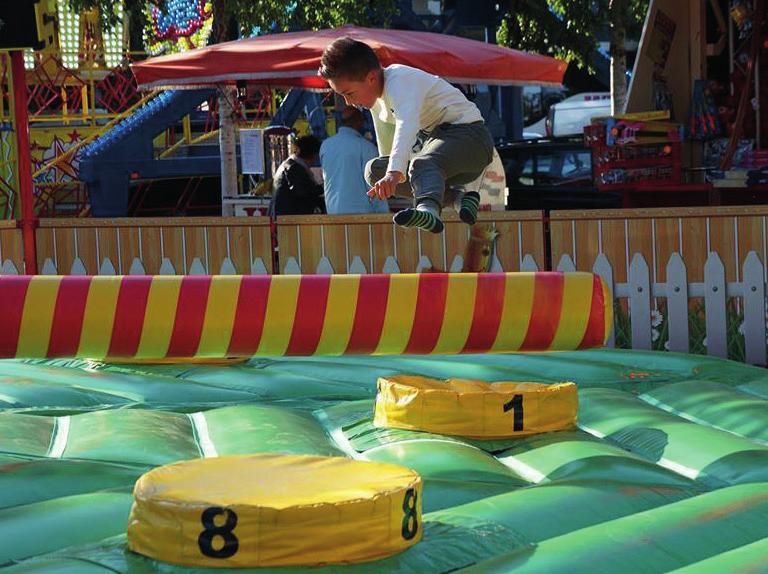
[1,270,767,573]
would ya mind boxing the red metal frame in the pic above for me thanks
[10,51,38,274]
[34,181,90,217]
[721,0,766,169]
[94,66,142,115]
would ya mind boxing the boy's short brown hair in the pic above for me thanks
[319,37,381,81]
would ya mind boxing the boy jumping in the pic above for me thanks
[319,37,495,233]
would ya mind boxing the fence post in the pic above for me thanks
[449,255,464,272]
[70,258,87,275]
[349,256,368,274]
[99,258,117,275]
[283,257,301,274]
[129,258,146,275]
[159,258,176,275]
[219,258,237,274]
[666,252,690,353]
[416,255,434,273]
[316,257,334,274]
[556,254,576,272]
[382,256,400,274]
[704,251,727,358]
[189,258,207,275]
[490,253,503,271]
[251,258,269,275]
[629,253,652,350]
[742,251,766,365]
[520,254,539,272]
[593,253,615,348]
[41,258,57,275]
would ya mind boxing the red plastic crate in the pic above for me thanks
[590,139,682,188]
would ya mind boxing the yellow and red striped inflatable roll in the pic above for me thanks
[0,272,611,360]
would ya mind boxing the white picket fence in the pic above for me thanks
[278,251,538,275]
[557,250,768,366]
[0,256,271,276]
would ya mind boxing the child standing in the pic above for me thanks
[319,37,494,233]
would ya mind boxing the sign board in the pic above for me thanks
[239,128,265,174]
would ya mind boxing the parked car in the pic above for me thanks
[499,137,622,210]
[525,92,611,138]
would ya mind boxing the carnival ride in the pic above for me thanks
[78,88,217,216]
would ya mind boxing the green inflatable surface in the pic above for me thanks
[1,349,767,573]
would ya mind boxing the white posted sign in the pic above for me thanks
[239,128,265,174]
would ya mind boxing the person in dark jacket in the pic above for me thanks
[269,135,325,217]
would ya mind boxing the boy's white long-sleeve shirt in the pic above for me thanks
[370,64,483,176]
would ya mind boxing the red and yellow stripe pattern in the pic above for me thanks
[0,273,611,360]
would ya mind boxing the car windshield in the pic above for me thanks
[506,149,592,187]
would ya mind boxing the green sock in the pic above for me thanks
[459,191,480,225]
[393,203,444,233]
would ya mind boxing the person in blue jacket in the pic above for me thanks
[320,106,389,215]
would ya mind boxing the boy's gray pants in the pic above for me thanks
[364,121,494,208]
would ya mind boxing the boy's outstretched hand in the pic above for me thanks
[368,171,405,200]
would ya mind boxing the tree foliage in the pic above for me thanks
[67,0,399,47]
[496,0,649,70]
[67,0,648,68]
[226,0,398,36]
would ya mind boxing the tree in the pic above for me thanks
[609,0,628,113]
[496,0,649,111]
[68,0,399,48]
